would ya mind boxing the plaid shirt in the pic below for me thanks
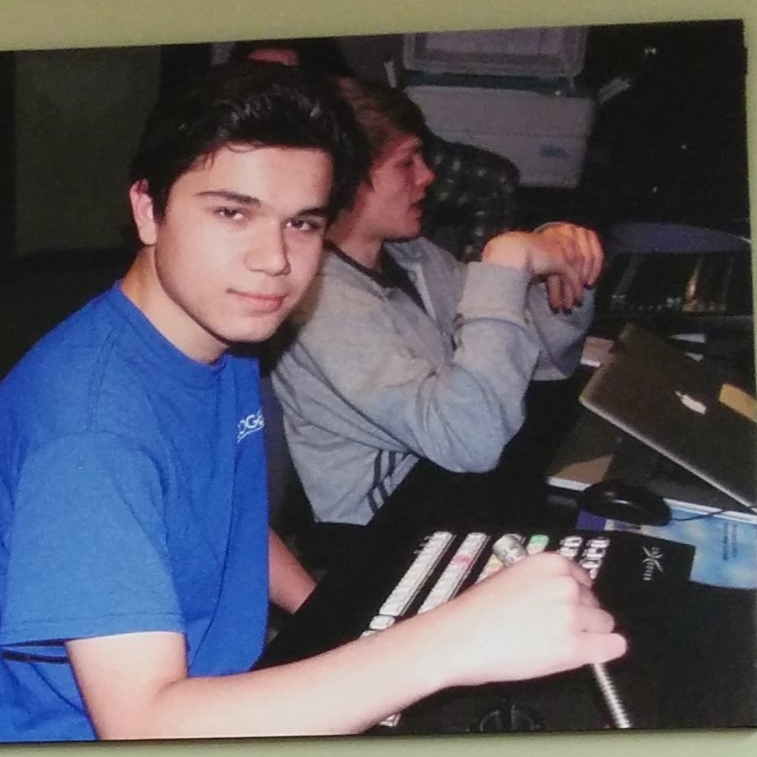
[421,135,520,262]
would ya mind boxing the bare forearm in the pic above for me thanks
[71,555,626,740]
[93,619,446,739]
[268,529,316,613]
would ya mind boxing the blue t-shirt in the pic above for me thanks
[0,285,270,742]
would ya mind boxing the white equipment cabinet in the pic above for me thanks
[402,28,595,189]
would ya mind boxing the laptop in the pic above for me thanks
[577,324,757,512]
[546,406,751,513]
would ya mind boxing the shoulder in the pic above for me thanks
[385,238,462,280]
[0,289,160,442]
[2,293,117,392]
[292,251,384,324]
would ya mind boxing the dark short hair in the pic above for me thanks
[333,76,432,161]
[129,61,369,220]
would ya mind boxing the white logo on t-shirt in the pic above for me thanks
[237,409,265,442]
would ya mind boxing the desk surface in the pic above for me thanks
[260,451,757,734]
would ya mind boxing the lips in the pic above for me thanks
[230,290,286,313]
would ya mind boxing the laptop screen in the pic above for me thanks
[579,324,757,511]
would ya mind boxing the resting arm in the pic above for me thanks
[277,229,600,473]
[485,222,603,379]
[66,553,626,739]
[280,260,538,472]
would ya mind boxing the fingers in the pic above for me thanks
[508,550,594,589]
[563,224,601,285]
[545,271,582,310]
[545,274,566,310]
[500,555,618,636]
[579,631,628,665]
[537,223,605,302]
[529,557,627,667]
[576,581,600,609]
[565,224,603,287]
[538,224,604,310]
[579,603,617,634]
[582,227,605,287]
[560,556,596,589]
[481,225,604,308]
[440,551,627,687]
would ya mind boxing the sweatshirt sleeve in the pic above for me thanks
[275,260,545,474]
[526,280,595,380]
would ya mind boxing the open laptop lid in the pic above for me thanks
[580,324,757,511]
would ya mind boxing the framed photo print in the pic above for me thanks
[0,2,755,747]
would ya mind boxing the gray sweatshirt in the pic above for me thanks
[272,237,594,525]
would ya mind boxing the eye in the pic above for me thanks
[286,217,326,233]
[214,206,247,222]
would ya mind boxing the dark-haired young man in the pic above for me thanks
[0,63,624,742]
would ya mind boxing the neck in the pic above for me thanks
[120,248,228,365]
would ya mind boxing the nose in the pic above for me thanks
[417,157,435,189]
[244,225,290,276]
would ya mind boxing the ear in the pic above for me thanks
[128,180,159,246]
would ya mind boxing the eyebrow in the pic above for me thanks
[394,141,425,160]
[196,190,261,205]
[292,206,330,218]
[196,190,329,217]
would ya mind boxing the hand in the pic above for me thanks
[481,224,604,310]
[536,223,604,310]
[431,552,627,689]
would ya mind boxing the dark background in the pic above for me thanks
[0,19,749,262]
